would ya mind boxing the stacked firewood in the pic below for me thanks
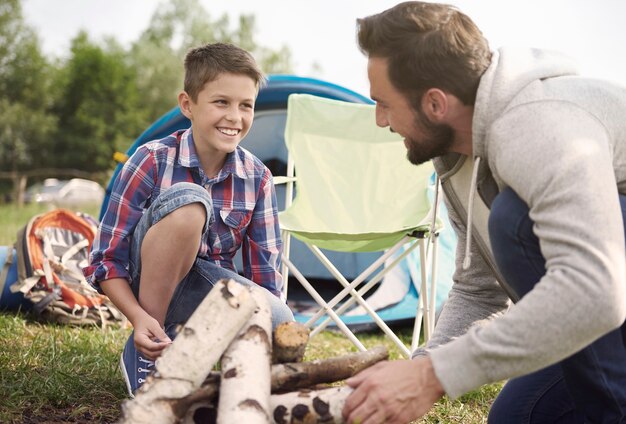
[118,279,389,424]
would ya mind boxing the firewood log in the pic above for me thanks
[271,345,388,392]
[118,280,257,424]
[270,386,352,424]
[217,289,272,423]
[272,321,310,364]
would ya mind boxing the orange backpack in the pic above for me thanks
[10,209,124,326]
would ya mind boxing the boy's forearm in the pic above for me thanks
[100,278,147,325]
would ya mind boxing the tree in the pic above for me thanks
[0,0,57,174]
[2,0,294,182]
[51,32,145,172]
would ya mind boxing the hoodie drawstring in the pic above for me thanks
[462,156,481,270]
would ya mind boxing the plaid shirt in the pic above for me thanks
[83,128,283,297]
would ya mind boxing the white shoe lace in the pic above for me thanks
[137,356,155,383]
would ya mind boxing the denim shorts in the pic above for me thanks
[127,182,293,331]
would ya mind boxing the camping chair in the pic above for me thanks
[277,94,441,357]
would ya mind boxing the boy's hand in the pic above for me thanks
[133,314,172,360]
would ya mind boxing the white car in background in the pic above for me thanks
[26,178,105,207]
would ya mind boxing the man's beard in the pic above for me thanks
[404,107,455,165]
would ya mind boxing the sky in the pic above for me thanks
[21,0,626,98]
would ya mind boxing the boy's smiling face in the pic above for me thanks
[179,72,257,162]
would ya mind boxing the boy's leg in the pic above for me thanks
[121,182,293,396]
[122,182,212,397]
[136,203,205,325]
[128,181,292,329]
[163,258,294,335]
[487,188,626,422]
[129,182,212,326]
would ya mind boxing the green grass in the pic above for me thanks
[0,202,502,423]
[0,313,128,423]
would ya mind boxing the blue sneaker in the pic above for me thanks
[120,332,155,398]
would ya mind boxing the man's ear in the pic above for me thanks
[420,88,448,122]
[178,91,193,119]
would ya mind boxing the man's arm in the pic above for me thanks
[84,146,171,358]
[430,103,626,398]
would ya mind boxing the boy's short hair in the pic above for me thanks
[183,42,266,102]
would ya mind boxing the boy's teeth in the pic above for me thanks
[219,128,239,136]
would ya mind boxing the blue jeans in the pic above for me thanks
[487,188,626,423]
[128,182,293,333]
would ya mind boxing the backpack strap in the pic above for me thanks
[10,270,43,294]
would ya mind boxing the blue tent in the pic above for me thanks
[98,75,456,327]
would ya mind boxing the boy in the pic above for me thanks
[83,42,294,397]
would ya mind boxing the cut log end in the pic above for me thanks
[272,321,310,364]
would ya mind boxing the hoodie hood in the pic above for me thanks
[447,47,579,270]
[472,47,579,159]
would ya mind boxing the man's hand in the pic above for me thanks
[342,356,445,424]
[132,313,172,361]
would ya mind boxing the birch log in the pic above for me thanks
[272,321,310,364]
[270,386,353,424]
[271,345,388,392]
[119,279,257,424]
[217,289,272,423]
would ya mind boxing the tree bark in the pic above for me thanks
[272,321,310,364]
[270,386,353,424]
[118,279,257,424]
[217,289,272,423]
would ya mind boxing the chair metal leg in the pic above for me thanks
[312,240,421,332]
[412,239,430,351]
[281,255,367,351]
[409,232,440,350]
[428,234,440,335]
[280,229,292,299]
[304,244,413,358]
[304,236,413,326]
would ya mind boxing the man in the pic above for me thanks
[342,2,626,423]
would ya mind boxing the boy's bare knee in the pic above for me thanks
[164,203,207,233]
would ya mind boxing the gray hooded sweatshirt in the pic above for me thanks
[417,47,626,399]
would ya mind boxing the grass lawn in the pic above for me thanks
[0,202,502,423]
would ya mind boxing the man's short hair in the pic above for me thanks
[183,42,266,102]
[357,1,491,106]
